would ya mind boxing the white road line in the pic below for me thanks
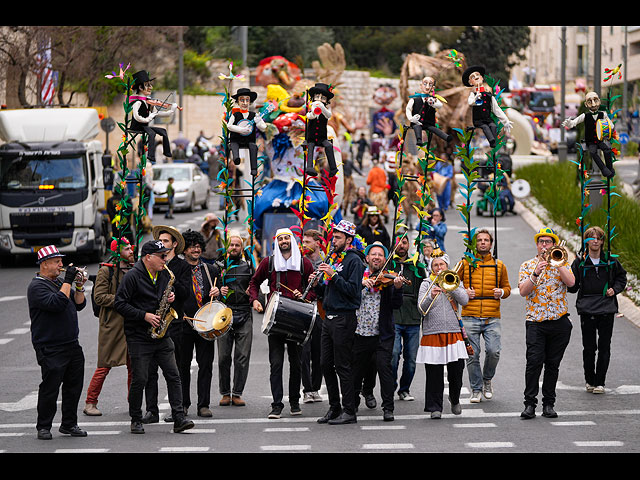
[159,446,211,452]
[466,442,515,448]
[55,449,110,453]
[453,423,497,428]
[573,441,624,447]
[551,421,596,426]
[0,432,25,437]
[263,427,310,432]
[260,445,311,451]
[0,339,14,345]
[6,328,30,335]
[360,425,407,430]
[0,296,26,302]
[191,429,217,434]
[362,443,415,450]
[84,430,122,435]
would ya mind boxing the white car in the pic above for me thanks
[152,163,211,212]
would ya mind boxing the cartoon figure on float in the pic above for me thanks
[227,87,268,177]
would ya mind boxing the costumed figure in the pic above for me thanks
[406,76,452,147]
[305,83,339,177]
[227,88,268,177]
[129,70,178,163]
[462,65,513,148]
[561,91,616,178]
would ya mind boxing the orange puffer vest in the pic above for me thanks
[458,253,511,318]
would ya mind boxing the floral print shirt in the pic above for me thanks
[356,286,381,336]
[519,257,569,322]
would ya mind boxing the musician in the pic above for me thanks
[142,225,191,423]
[405,76,452,147]
[219,232,254,407]
[179,230,222,417]
[114,240,194,434]
[84,238,135,417]
[458,229,511,403]
[518,227,575,419]
[248,228,316,419]
[312,220,366,425]
[129,70,177,163]
[567,226,627,394]
[305,82,339,177]
[356,206,391,250]
[227,87,267,177]
[462,65,513,148]
[27,245,88,440]
[562,91,615,178]
[301,229,325,403]
[391,233,426,403]
[353,242,404,421]
[417,250,469,419]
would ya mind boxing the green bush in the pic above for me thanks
[515,161,640,278]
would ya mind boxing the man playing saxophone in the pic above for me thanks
[114,240,194,434]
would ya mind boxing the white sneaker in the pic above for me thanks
[311,391,323,402]
[483,380,493,400]
[470,391,482,403]
[592,385,605,394]
[303,392,315,403]
[586,383,595,393]
[398,391,415,401]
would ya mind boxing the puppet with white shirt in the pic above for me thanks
[227,88,268,177]
[406,76,452,147]
[304,83,339,178]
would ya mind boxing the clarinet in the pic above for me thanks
[300,245,334,301]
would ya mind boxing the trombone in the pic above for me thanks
[532,240,568,277]
[418,260,462,317]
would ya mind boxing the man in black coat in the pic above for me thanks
[568,226,627,394]
[114,240,194,434]
[27,245,88,440]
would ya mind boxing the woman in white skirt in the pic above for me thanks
[417,251,469,418]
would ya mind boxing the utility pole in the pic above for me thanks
[178,26,184,133]
[558,26,567,162]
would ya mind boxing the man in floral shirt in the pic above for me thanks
[518,227,575,420]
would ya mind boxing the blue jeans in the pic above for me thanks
[462,316,501,392]
[391,324,421,394]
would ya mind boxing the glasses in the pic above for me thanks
[537,239,554,245]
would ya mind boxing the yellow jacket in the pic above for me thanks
[458,253,511,318]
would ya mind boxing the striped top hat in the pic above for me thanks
[36,245,65,264]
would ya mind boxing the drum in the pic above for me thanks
[261,291,317,346]
[185,301,233,341]
[596,117,613,141]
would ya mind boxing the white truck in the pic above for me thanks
[0,108,110,265]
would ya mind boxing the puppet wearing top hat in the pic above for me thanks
[462,65,512,148]
[129,70,178,162]
[405,76,452,147]
[304,83,339,177]
[227,87,267,177]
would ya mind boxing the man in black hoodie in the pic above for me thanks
[568,226,627,394]
[312,220,366,425]
[114,240,194,434]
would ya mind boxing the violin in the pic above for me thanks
[373,270,412,288]
[146,97,183,111]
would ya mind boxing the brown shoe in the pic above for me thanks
[232,395,246,406]
[198,407,213,417]
[219,395,232,406]
[83,403,102,416]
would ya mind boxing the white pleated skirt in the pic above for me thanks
[416,332,469,365]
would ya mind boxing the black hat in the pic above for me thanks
[462,65,486,87]
[132,70,155,89]
[308,83,334,101]
[232,88,258,103]
[140,240,171,256]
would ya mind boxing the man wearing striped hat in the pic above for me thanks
[27,245,88,440]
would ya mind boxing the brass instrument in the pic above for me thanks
[418,261,462,317]
[531,240,568,278]
[60,265,89,283]
[150,264,178,339]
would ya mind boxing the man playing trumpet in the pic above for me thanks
[518,227,575,420]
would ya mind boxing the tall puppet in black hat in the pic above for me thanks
[227,88,267,177]
[129,70,178,162]
[462,65,512,148]
[304,82,339,177]
[405,75,453,147]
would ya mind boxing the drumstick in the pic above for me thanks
[205,278,218,315]
[279,283,310,302]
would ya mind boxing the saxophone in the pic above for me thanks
[150,264,178,339]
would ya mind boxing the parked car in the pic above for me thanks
[152,163,210,212]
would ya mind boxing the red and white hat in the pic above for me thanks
[36,245,65,264]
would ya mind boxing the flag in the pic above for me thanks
[36,40,57,106]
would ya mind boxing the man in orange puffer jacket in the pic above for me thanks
[458,229,511,403]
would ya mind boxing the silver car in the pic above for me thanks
[152,163,211,212]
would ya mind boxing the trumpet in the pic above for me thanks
[60,265,89,283]
[532,240,568,275]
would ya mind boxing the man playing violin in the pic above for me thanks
[129,70,177,163]
[352,242,404,421]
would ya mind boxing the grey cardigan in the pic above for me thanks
[417,278,469,336]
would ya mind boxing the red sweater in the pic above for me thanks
[248,255,316,305]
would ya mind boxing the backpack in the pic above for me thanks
[90,263,115,317]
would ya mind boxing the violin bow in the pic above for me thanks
[373,231,408,282]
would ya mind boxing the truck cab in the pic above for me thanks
[0,108,109,265]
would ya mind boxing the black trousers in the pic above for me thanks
[137,125,172,161]
[412,123,451,145]
[474,121,499,147]
[302,316,323,393]
[580,313,614,387]
[268,333,302,408]
[320,312,357,415]
[353,335,395,412]
[34,341,85,431]
[230,141,259,174]
[145,327,185,414]
[524,315,572,408]
[178,322,215,410]
[586,141,614,177]
[128,337,184,422]
[424,359,465,413]
[306,139,338,174]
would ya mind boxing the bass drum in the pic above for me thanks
[185,301,233,341]
[261,291,317,346]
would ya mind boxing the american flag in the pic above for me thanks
[36,40,57,106]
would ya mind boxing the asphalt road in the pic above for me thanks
[0,161,639,455]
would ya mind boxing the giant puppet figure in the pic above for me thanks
[227,87,268,177]
[405,75,453,147]
[305,82,339,178]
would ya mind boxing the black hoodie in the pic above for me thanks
[317,248,366,315]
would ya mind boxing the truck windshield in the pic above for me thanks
[0,155,88,190]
